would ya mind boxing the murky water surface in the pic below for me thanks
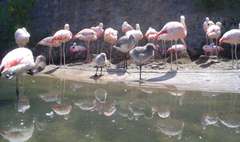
[0,75,239,142]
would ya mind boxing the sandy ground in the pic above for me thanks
[38,51,240,93]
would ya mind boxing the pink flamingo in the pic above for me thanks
[0,47,46,97]
[202,43,225,57]
[145,27,157,43]
[73,28,97,63]
[36,36,61,65]
[167,39,187,70]
[219,23,240,69]
[51,24,72,66]
[203,17,215,44]
[103,27,118,62]
[14,27,30,47]
[154,15,187,70]
[70,42,89,53]
[91,23,104,55]
[126,23,143,46]
[122,21,133,33]
[206,22,222,56]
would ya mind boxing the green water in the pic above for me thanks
[0,75,239,142]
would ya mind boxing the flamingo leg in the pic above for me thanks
[234,44,239,69]
[94,67,98,77]
[63,42,66,67]
[16,77,19,98]
[110,44,113,63]
[101,41,105,53]
[175,51,179,70]
[97,39,99,55]
[60,43,63,66]
[124,52,127,69]
[170,40,173,70]
[86,41,91,63]
[49,46,54,65]
[139,63,142,80]
[100,67,103,76]
[231,44,234,69]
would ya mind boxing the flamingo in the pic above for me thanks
[51,24,72,66]
[103,27,118,62]
[14,27,30,47]
[0,47,46,97]
[129,43,157,80]
[145,27,157,43]
[202,43,225,57]
[203,17,215,44]
[154,15,187,69]
[167,39,187,70]
[206,22,222,56]
[69,42,89,53]
[113,34,136,69]
[91,23,104,55]
[94,53,107,77]
[73,28,97,63]
[126,23,143,46]
[219,23,240,69]
[36,36,61,65]
[122,21,133,33]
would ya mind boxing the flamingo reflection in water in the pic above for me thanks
[218,94,240,133]
[128,99,154,121]
[153,118,185,140]
[103,99,116,116]
[38,91,61,103]
[115,99,134,119]
[51,79,72,120]
[72,98,97,111]
[70,81,85,92]
[201,91,221,129]
[0,114,46,142]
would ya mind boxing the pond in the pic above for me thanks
[0,75,239,142]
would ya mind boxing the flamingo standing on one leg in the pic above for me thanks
[145,27,157,43]
[203,17,215,45]
[0,47,46,97]
[73,28,97,63]
[103,27,118,63]
[219,23,240,69]
[154,15,187,70]
[36,36,61,65]
[91,23,104,55]
[126,23,143,46]
[14,27,30,47]
[51,24,72,66]
[129,43,157,80]
[113,34,136,69]
[122,21,133,33]
[166,39,187,70]
[70,42,89,60]
[206,22,222,57]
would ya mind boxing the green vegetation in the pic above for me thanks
[194,0,240,11]
[0,0,36,51]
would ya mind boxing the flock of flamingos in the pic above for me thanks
[1,15,240,93]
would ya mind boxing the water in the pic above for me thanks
[0,75,239,142]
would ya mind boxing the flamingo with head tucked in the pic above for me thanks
[154,15,187,70]
[206,22,222,56]
[126,23,143,46]
[103,27,118,63]
[51,24,72,66]
[145,27,157,43]
[203,17,215,44]
[73,28,97,63]
[14,27,30,47]
[122,21,133,33]
[91,23,104,55]
[219,23,240,69]
[0,47,46,97]
[36,36,61,65]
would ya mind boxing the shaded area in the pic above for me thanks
[106,68,127,76]
[43,67,59,74]
[146,70,177,82]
